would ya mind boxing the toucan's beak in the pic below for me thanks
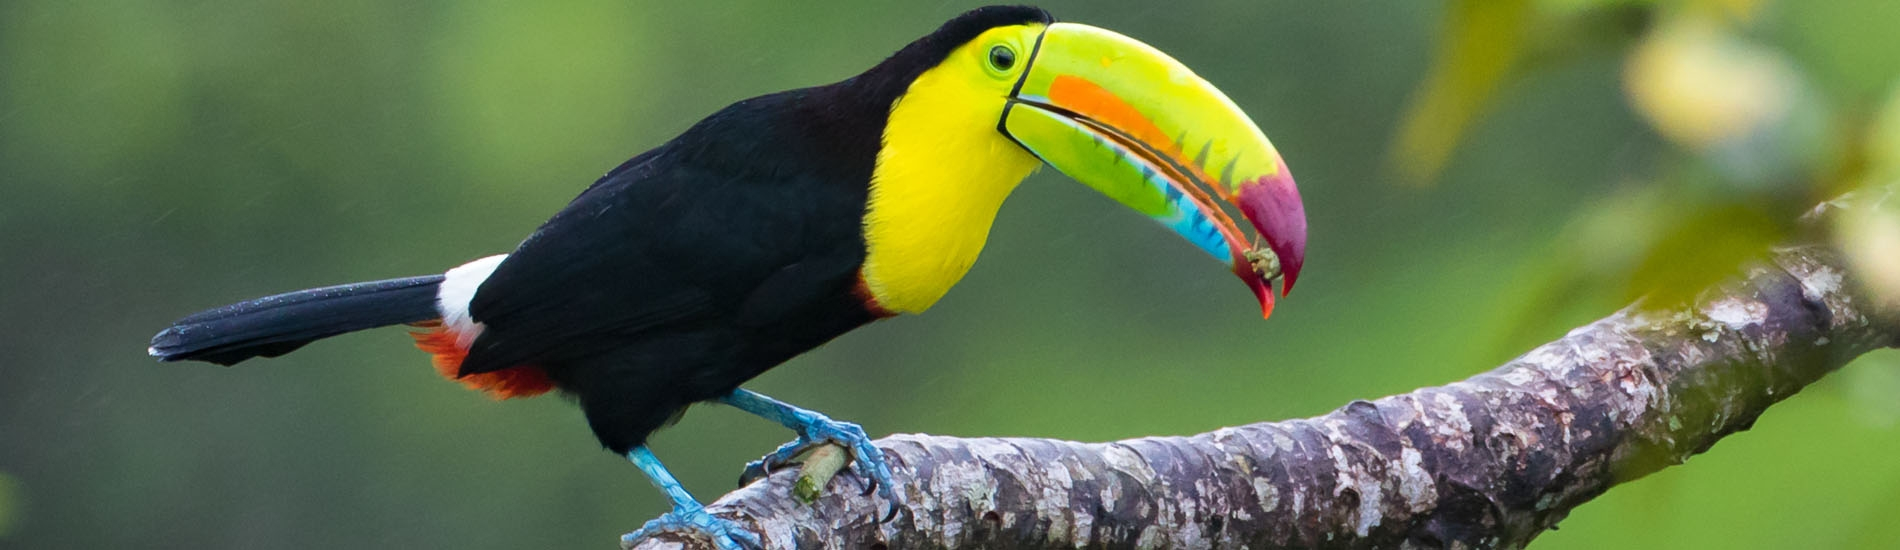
[999,23,1307,319]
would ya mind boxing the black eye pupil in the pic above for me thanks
[989,45,1015,70]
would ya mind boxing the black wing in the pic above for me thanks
[459,89,877,375]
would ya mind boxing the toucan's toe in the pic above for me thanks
[620,504,761,550]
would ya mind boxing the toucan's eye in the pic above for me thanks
[988,45,1016,71]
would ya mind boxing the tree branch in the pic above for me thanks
[630,243,1899,549]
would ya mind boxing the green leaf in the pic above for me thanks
[1389,0,1533,185]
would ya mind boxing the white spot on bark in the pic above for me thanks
[1252,476,1279,512]
[1038,464,1077,541]
[1326,441,1384,537]
[1537,384,1562,404]
[1803,264,1844,297]
[1271,431,1296,450]
[1704,298,1768,331]
[1613,362,1659,412]
[1136,527,1165,549]
[926,460,993,542]
[1103,444,1157,485]
[1431,392,1472,451]
[1175,517,1207,548]
[1397,447,1436,513]
[1069,505,1095,548]
[1502,367,1539,386]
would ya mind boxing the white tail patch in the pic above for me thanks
[438,254,508,348]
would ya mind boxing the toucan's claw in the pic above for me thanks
[736,460,767,487]
[619,503,762,550]
[879,495,901,524]
[737,414,900,517]
[736,438,806,487]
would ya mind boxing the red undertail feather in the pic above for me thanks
[409,321,553,399]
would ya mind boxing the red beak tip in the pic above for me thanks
[1234,172,1307,304]
[1242,271,1276,320]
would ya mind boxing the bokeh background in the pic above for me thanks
[5,0,1900,548]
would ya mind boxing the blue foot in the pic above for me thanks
[623,446,762,550]
[741,413,895,496]
[720,390,898,517]
[620,503,761,550]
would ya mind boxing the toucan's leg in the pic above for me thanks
[620,446,761,550]
[718,389,898,506]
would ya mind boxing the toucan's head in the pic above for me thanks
[852,6,1306,318]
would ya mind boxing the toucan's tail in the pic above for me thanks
[149,275,446,366]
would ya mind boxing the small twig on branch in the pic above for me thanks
[792,444,848,505]
[630,239,1897,549]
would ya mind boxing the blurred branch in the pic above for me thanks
[630,210,1899,550]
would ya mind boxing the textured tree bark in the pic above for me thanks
[628,244,1899,550]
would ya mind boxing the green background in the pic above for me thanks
[4,1,1898,548]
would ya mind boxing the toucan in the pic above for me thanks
[148,6,1306,549]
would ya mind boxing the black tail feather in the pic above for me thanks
[150,275,446,365]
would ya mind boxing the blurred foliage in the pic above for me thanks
[1400,0,1900,322]
[1844,350,1900,428]
[0,471,16,539]
[1389,0,1531,184]
[2,1,1897,549]
[1835,86,1900,305]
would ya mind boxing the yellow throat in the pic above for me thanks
[859,26,1045,314]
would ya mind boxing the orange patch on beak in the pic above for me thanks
[1047,75,1233,201]
[1047,75,1280,317]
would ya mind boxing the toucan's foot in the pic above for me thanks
[622,446,762,549]
[739,413,897,506]
[619,504,761,550]
[718,389,899,521]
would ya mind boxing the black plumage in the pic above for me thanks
[473,6,1051,452]
[150,276,445,365]
[151,5,1054,457]
[142,8,1317,546]
[463,87,890,452]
